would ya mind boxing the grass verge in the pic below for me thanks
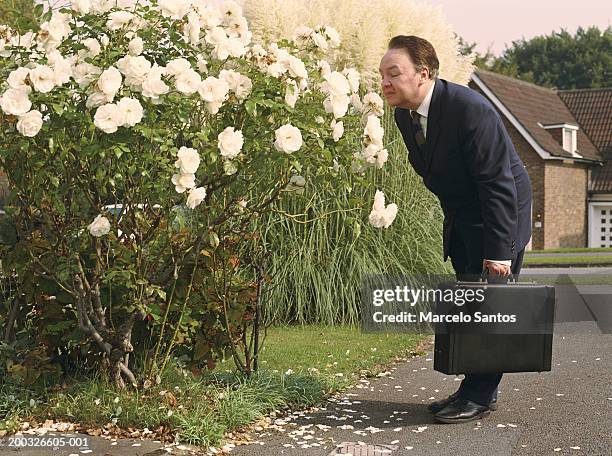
[523,255,612,266]
[526,247,612,254]
[1,325,425,447]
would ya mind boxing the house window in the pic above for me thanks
[562,127,577,153]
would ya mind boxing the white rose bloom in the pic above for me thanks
[91,0,114,14]
[198,76,229,103]
[48,51,72,86]
[363,92,384,116]
[196,55,208,73]
[29,65,56,93]
[274,124,303,154]
[219,69,252,100]
[219,0,243,22]
[293,25,313,43]
[171,173,196,193]
[100,34,110,47]
[343,68,360,93]
[86,90,114,109]
[364,115,385,146]
[323,71,350,96]
[193,1,221,28]
[88,214,111,237]
[107,11,135,30]
[376,148,389,168]
[1,88,32,115]
[217,127,244,159]
[16,110,43,137]
[222,37,246,59]
[186,186,207,209]
[73,63,102,88]
[166,58,191,77]
[78,37,101,60]
[174,69,201,95]
[159,0,191,20]
[331,119,344,142]
[97,66,122,96]
[369,190,398,228]
[328,94,350,118]
[117,55,151,88]
[324,26,341,47]
[317,60,331,78]
[128,36,143,56]
[7,68,31,93]
[94,103,123,133]
[206,100,223,115]
[284,81,299,108]
[266,62,285,78]
[38,12,71,50]
[72,0,91,14]
[350,93,363,112]
[141,65,169,99]
[185,11,201,45]
[117,97,143,127]
[311,32,328,50]
[287,56,308,80]
[315,116,325,124]
[175,146,200,174]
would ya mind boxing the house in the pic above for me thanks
[469,70,612,249]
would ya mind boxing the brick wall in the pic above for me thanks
[543,161,589,248]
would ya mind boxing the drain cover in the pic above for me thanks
[328,442,398,455]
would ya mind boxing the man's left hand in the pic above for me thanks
[483,260,511,277]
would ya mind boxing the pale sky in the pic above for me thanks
[430,0,611,56]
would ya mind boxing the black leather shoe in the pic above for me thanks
[428,393,497,414]
[434,398,491,423]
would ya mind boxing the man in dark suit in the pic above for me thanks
[379,35,532,423]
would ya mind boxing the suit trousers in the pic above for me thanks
[447,224,526,406]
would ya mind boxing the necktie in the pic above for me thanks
[410,111,426,147]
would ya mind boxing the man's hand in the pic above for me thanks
[483,260,511,277]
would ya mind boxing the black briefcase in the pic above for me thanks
[433,278,555,374]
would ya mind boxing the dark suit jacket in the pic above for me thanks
[394,78,532,262]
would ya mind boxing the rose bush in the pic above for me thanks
[0,0,396,387]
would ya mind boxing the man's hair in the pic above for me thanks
[387,35,439,79]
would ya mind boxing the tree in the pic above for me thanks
[455,35,495,70]
[489,26,612,89]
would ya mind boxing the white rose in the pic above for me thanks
[274,124,303,154]
[141,65,169,99]
[219,0,243,22]
[174,69,201,95]
[88,214,111,237]
[317,60,331,78]
[29,65,56,93]
[219,69,252,100]
[287,56,308,80]
[0,88,31,115]
[368,190,398,228]
[293,26,313,42]
[47,51,72,86]
[325,94,350,118]
[376,148,389,168]
[364,115,384,146]
[73,63,102,88]
[205,100,223,115]
[171,173,196,193]
[79,38,100,59]
[363,92,384,116]
[185,11,201,45]
[117,97,143,127]
[324,26,341,47]
[343,68,360,93]
[198,76,229,103]
[266,62,285,78]
[16,110,43,137]
[159,0,191,20]
[7,67,31,93]
[350,93,363,112]
[217,127,244,159]
[93,103,123,134]
[166,58,191,77]
[97,66,122,96]
[311,32,328,50]
[128,36,143,56]
[323,72,350,96]
[186,187,207,209]
[91,0,115,14]
[107,11,135,31]
[38,12,71,49]
[117,55,151,88]
[86,90,114,109]
[100,34,109,47]
[175,146,200,174]
[196,55,208,73]
[331,119,344,142]
[284,81,299,108]
[72,0,91,14]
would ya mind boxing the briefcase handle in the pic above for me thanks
[480,268,516,283]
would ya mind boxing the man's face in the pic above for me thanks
[379,49,429,110]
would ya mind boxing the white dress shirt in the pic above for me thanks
[411,80,512,268]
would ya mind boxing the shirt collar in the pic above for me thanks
[414,79,436,119]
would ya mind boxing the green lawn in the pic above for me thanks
[526,247,612,254]
[1,326,426,446]
[523,255,612,265]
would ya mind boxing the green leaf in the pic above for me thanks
[223,160,238,175]
[245,100,257,117]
